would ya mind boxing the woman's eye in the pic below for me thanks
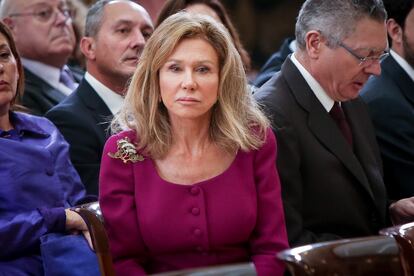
[168,65,181,72]
[196,66,210,73]
[0,52,10,59]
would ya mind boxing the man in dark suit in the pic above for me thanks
[255,0,414,247]
[361,0,414,200]
[46,0,153,195]
[0,0,81,115]
[253,37,295,88]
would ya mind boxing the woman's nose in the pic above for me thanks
[181,71,197,91]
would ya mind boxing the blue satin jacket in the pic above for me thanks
[0,112,87,274]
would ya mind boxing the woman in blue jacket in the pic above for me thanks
[0,21,91,275]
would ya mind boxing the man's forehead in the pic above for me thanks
[16,0,67,9]
[345,18,387,50]
[105,1,150,16]
[103,1,152,27]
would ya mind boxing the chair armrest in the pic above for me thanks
[380,222,414,276]
[74,201,104,222]
[151,262,256,275]
[74,207,115,276]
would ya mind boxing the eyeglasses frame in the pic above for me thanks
[8,6,74,23]
[339,42,389,66]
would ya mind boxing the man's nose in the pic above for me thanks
[364,60,382,76]
[55,9,71,25]
[130,30,146,48]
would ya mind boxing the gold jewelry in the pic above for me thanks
[108,137,144,163]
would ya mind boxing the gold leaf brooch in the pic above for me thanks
[108,137,144,163]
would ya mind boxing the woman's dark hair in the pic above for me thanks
[156,0,251,72]
[0,21,24,110]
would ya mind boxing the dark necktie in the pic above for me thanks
[59,67,77,90]
[329,102,353,147]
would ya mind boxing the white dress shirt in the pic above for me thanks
[84,72,124,115]
[290,53,335,111]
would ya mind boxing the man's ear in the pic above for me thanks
[2,17,15,30]
[305,30,323,59]
[387,18,402,46]
[80,37,96,60]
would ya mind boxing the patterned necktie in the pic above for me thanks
[329,102,353,147]
[59,67,77,90]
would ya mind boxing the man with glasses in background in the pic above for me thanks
[0,0,81,115]
[255,0,414,247]
[361,0,414,201]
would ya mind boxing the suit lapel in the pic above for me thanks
[77,79,113,138]
[344,101,385,210]
[24,68,67,104]
[282,58,375,200]
[382,56,414,105]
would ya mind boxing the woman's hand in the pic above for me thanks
[65,209,94,250]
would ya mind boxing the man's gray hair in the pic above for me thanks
[84,0,114,37]
[295,0,387,50]
[0,0,18,19]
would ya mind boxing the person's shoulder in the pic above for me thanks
[45,89,86,120]
[13,111,57,134]
[246,127,276,162]
[111,129,136,139]
[262,127,276,150]
[23,67,42,84]
[104,130,146,164]
[254,72,293,123]
[254,70,282,94]
[360,73,397,104]
[22,75,42,97]
[248,126,276,152]
[22,68,49,93]
[106,130,137,148]
[15,111,51,124]
[254,69,292,110]
[362,71,393,90]
[361,57,404,97]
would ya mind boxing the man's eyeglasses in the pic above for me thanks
[339,42,389,66]
[9,6,74,23]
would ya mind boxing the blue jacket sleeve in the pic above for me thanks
[0,207,66,258]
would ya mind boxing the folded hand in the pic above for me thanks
[65,209,94,250]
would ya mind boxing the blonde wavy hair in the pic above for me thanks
[113,12,269,158]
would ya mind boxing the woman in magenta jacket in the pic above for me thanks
[99,12,288,276]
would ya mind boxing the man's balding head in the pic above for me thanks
[80,0,153,94]
[0,0,75,68]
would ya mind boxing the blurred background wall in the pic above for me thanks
[223,0,303,71]
[81,0,304,74]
